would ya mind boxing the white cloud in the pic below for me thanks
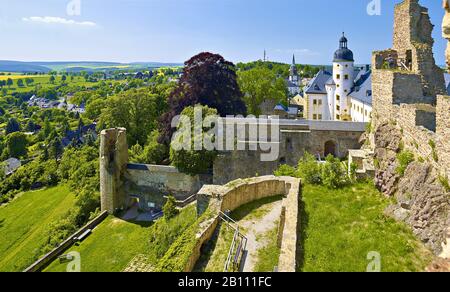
[22,16,96,27]
[275,48,320,57]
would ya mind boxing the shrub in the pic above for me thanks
[274,164,297,177]
[321,155,350,189]
[349,162,358,182]
[163,195,179,220]
[297,152,322,185]
[396,151,414,176]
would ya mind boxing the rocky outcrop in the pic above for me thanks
[374,122,449,254]
[373,122,402,196]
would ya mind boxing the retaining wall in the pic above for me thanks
[191,176,301,272]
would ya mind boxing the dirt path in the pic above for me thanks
[240,200,282,272]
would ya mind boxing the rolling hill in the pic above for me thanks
[0,61,182,73]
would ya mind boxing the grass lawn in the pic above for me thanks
[44,205,197,272]
[0,185,76,272]
[231,195,283,223]
[254,223,280,272]
[299,183,434,272]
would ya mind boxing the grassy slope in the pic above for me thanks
[44,205,197,272]
[45,217,153,272]
[0,185,75,272]
[299,183,434,272]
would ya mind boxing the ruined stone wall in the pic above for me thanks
[194,176,301,272]
[213,123,364,185]
[436,95,450,177]
[393,0,446,97]
[100,129,207,214]
[125,164,206,200]
[370,0,449,255]
[100,128,129,214]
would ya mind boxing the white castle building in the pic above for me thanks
[303,33,372,122]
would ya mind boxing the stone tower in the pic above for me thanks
[100,128,129,214]
[392,0,446,98]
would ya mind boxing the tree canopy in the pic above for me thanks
[170,105,218,176]
[237,67,288,116]
[159,52,246,145]
[99,88,167,146]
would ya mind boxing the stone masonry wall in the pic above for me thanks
[100,128,129,214]
[371,0,449,254]
[100,129,207,214]
[393,0,446,97]
[213,126,363,185]
[194,176,301,272]
[436,95,450,178]
[126,164,205,200]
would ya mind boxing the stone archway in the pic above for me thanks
[324,140,337,157]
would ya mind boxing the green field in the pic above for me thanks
[0,74,107,94]
[44,205,197,272]
[299,183,434,272]
[0,185,75,272]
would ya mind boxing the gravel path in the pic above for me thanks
[240,200,282,272]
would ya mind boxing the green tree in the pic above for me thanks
[25,78,34,86]
[48,138,63,161]
[37,88,57,100]
[6,78,13,88]
[170,105,217,175]
[6,132,28,158]
[237,67,288,115]
[6,118,21,134]
[142,130,168,165]
[17,79,24,87]
[85,98,107,120]
[49,75,56,84]
[99,88,164,146]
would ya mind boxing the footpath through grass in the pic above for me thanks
[0,185,75,272]
[298,183,433,272]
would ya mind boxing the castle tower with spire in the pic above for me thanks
[331,32,355,120]
[287,54,301,96]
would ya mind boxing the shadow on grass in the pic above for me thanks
[193,223,223,272]
[231,195,284,221]
[130,221,154,228]
[0,218,4,229]
[296,195,309,272]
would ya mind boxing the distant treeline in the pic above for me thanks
[236,60,325,79]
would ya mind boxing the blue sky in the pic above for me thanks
[0,0,446,65]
